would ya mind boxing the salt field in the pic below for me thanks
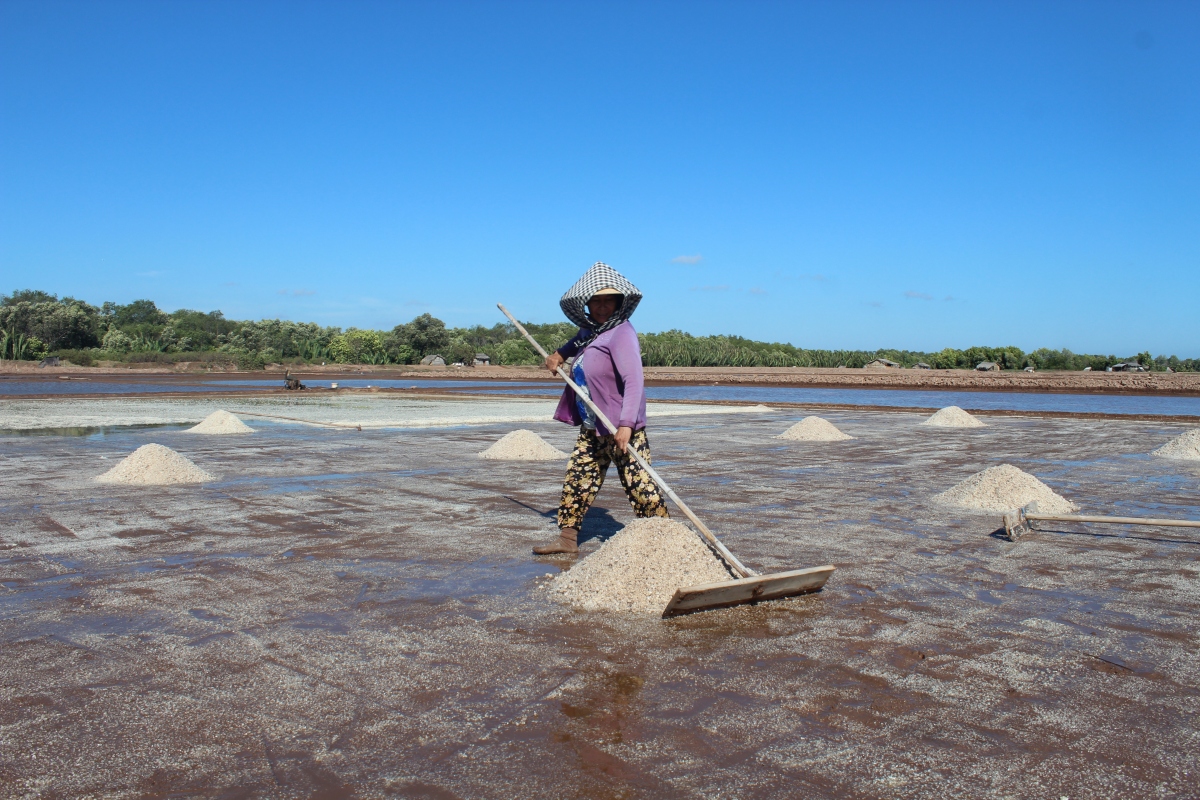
[0,395,766,433]
[5,374,1200,416]
[2,395,1198,797]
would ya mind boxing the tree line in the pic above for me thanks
[1,289,1195,372]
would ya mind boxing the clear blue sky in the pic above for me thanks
[2,1,1197,354]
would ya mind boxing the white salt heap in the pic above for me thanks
[1151,429,1200,461]
[478,429,568,460]
[933,464,1077,514]
[777,416,853,442]
[96,443,215,486]
[549,518,733,614]
[922,405,987,428]
[187,410,254,434]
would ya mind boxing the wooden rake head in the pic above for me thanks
[1001,500,1039,541]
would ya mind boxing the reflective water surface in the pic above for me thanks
[4,376,1199,415]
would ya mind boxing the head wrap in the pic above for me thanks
[558,262,642,344]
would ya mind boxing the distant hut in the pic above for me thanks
[420,354,446,366]
[912,362,932,370]
[1023,365,1036,372]
[473,353,491,366]
[1109,362,1146,372]
[864,358,900,369]
[975,361,1001,371]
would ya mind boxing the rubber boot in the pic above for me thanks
[533,527,578,555]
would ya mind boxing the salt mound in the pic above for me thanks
[933,464,1077,514]
[922,406,986,428]
[478,429,568,460]
[549,518,733,614]
[96,443,215,486]
[777,416,853,442]
[187,410,254,434]
[1151,429,1200,461]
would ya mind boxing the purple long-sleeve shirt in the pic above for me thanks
[552,321,647,436]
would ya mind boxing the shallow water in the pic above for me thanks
[2,408,1197,797]
[479,383,1200,416]
[5,376,1199,415]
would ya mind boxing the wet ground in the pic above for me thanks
[5,372,1200,418]
[1,404,1198,798]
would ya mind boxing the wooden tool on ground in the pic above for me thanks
[498,303,834,617]
[1002,500,1200,541]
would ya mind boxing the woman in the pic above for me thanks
[533,262,670,555]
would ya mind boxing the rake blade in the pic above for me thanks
[662,565,835,618]
[1003,506,1032,541]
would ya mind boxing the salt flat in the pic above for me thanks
[0,393,766,431]
[1,398,1198,798]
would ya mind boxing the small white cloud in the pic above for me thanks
[866,301,884,308]
[690,284,730,292]
[749,287,767,295]
[672,254,703,265]
[904,291,933,300]
[943,295,954,302]
[405,299,428,307]
[278,289,315,297]
[222,281,239,287]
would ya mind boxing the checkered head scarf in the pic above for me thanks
[559,262,642,343]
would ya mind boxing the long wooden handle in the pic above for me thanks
[1028,513,1200,529]
[498,303,754,578]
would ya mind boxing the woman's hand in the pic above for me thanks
[614,426,632,453]
[545,351,564,375]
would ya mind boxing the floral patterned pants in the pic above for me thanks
[557,427,670,531]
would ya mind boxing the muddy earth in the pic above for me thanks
[4,363,1200,396]
[1,405,1198,798]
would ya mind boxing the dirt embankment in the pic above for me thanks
[4,361,1198,394]
[638,366,1200,394]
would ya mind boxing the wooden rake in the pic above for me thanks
[1002,500,1200,541]
[498,303,834,617]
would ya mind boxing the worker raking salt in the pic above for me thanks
[532,262,669,555]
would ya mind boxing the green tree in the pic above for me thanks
[107,299,168,328]
[446,336,476,365]
[1,331,47,360]
[2,289,59,306]
[169,309,239,350]
[328,329,384,363]
[393,344,417,365]
[495,338,540,365]
[25,336,48,360]
[392,313,450,357]
[0,298,102,350]
[102,328,134,353]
